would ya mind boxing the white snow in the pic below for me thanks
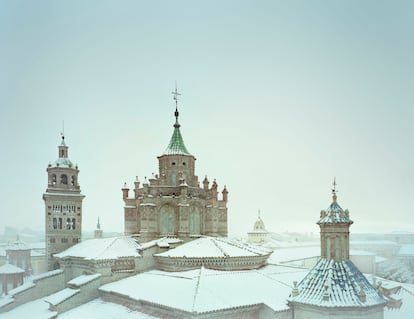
[54,236,141,260]
[57,298,160,319]
[100,265,308,313]
[268,246,320,264]
[154,237,270,258]
[0,299,56,319]
[398,244,414,257]
[0,263,25,274]
[44,288,79,306]
[67,273,101,287]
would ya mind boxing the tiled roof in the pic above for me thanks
[290,258,386,307]
[317,196,353,225]
[163,126,191,156]
[54,236,141,260]
[154,237,271,258]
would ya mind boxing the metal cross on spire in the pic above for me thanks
[172,82,181,110]
[171,82,181,128]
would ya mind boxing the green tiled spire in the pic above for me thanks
[163,87,192,156]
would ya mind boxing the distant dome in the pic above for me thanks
[254,216,266,231]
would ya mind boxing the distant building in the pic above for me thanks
[94,217,103,239]
[43,135,85,270]
[248,210,271,244]
[122,96,228,242]
[0,263,24,295]
[5,238,32,276]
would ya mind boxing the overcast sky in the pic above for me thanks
[1,1,413,237]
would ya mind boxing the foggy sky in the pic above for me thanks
[1,1,413,236]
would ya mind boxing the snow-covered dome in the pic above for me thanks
[52,157,74,168]
[317,193,353,225]
[154,236,271,271]
[254,216,266,231]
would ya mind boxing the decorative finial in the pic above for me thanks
[61,121,65,140]
[171,82,181,128]
[332,177,338,202]
[97,217,101,230]
[258,210,261,218]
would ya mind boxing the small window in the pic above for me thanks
[61,238,68,243]
[50,238,56,243]
[52,174,57,185]
[172,162,176,166]
[71,176,76,186]
[182,162,186,166]
[61,175,68,185]
[53,218,57,229]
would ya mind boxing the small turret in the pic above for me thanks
[203,176,209,191]
[122,183,129,199]
[94,217,103,238]
[222,185,228,202]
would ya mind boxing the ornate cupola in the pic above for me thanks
[43,133,85,270]
[317,178,353,261]
[157,87,198,187]
[289,179,386,318]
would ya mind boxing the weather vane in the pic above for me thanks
[332,177,338,195]
[171,82,181,109]
[61,120,65,140]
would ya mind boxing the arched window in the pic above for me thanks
[72,218,76,230]
[160,206,175,235]
[53,218,57,229]
[71,176,76,186]
[58,218,62,229]
[61,175,68,185]
[52,174,57,185]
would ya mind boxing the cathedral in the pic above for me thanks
[1,90,406,319]
[122,90,228,242]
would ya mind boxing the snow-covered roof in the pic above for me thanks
[57,298,161,319]
[0,299,56,319]
[44,288,79,306]
[100,265,308,313]
[154,237,270,258]
[317,195,353,225]
[54,236,141,260]
[6,239,30,251]
[139,237,183,250]
[268,246,320,264]
[0,263,25,274]
[67,273,101,287]
[398,244,414,257]
[290,258,386,308]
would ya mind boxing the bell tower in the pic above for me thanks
[43,134,85,270]
[317,178,353,261]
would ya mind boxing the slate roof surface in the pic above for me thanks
[317,196,353,225]
[290,258,386,307]
[163,126,191,156]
